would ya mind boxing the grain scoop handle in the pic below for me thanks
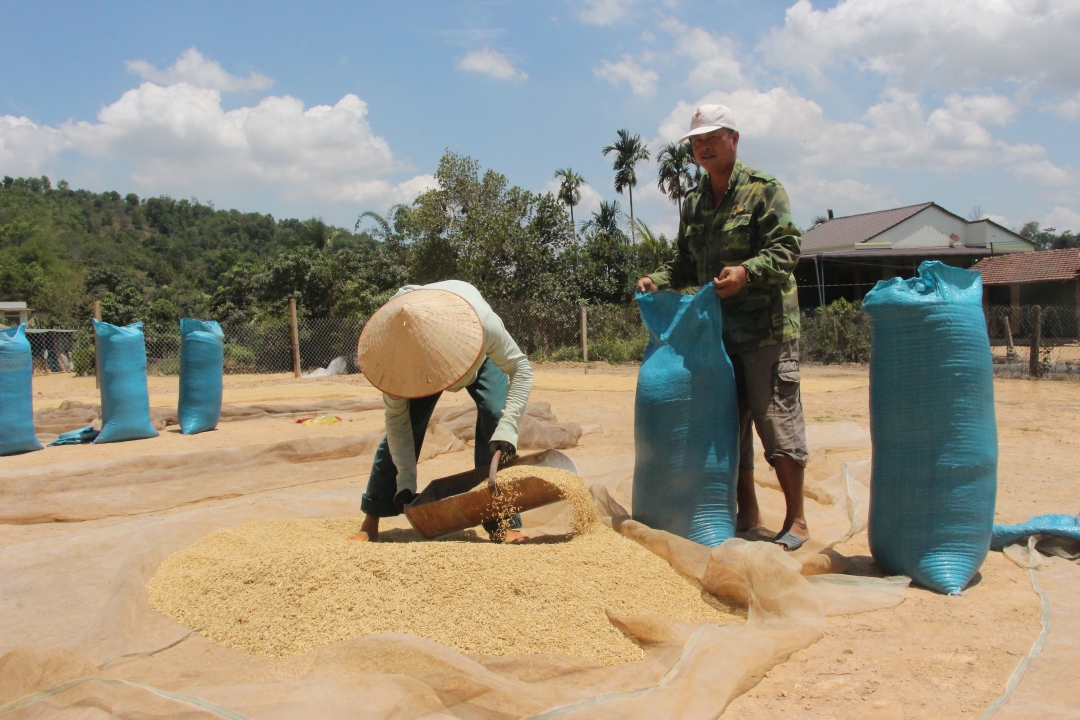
[488,449,503,497]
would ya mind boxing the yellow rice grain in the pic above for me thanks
[147,471,740,665]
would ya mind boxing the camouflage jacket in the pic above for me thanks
[648,160,802,355]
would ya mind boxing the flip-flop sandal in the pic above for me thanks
[774,532,806,552]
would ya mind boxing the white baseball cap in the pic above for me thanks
[679,104,738,142]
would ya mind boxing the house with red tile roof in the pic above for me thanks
[795,203,1034,307]
[971,248,1080,310]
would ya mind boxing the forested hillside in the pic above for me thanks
[0,151,671,329]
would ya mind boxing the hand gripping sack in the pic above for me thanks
[862,261,997,594]
[178,318,224,434]
[93,320,159,444]
[0,324,43,456]
[633,286,740,546]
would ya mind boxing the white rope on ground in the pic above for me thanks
[0,677,251,719]
[978,566,1051,720]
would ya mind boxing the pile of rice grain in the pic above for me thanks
[147,470,739,665]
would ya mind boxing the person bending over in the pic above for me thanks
[351,280,531,543]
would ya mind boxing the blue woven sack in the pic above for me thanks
[94,320,158,444]
[178,318,224,434]
[0,324,43,456]
[862,261,997,594]
[633,286,740,546]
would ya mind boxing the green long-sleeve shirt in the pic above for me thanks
[648,160,802,355]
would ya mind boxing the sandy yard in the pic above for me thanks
[2,363,1077,718]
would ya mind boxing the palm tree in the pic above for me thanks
[554,168,585,238]
[581,200,624,239]
[634,218,673,269]
[656,142,695,216]
[602,129,650,244]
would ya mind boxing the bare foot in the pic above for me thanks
[349,516,380,542]
[489,529,527,543]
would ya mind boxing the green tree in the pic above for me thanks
[655,142,695,216]
[554,168,585,238]
[602,130,650,244]
[1020,221,1079,251]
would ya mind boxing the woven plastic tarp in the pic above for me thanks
[862,261,997,594]
[93,320,159,444]
[0,324,43,456]
[178,318,224,435]
[633,286,740,546]
[991,514,1080,551]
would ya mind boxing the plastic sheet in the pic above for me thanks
[93,320,159,444]
[862,262,997,594]
[0,325,42,456]
[633,286,740,547]
[178,318,224,435]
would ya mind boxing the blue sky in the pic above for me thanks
[2,0,1079,238]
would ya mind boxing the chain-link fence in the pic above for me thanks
[984,305,1080,379]
[32,302,1080,380]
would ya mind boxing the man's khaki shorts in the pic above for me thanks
[730,340,809,471]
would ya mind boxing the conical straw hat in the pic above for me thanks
[357,289,485,398]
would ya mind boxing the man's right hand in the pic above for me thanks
[636,277,658,293]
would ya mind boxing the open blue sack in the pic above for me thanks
[0,324,43,456]
[633,286,740,546]
[862,261,997,594]
[178,318,224,434]
[94,320,158,444]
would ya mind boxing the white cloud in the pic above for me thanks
[1042,206,1080,232]
[783,175,896,218]
[1049,92,1080,122]
[761,0,1080,93]
[125,47,273,92]
[0,51,434,212]
[457,48,528,81]
[573,0,641,25]
[659,18,744,90]
[656,87,1058,180]
[593,56,658,96]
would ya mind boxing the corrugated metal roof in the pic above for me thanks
[801,203,933,251]
[971,248,1080,285]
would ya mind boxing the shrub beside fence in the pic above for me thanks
[32,300,1080,380]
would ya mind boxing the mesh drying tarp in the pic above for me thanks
[862,261,997,594]
[93,320,159,444]
[633,287,740,547]
[178,319,225,435]
[0,325,42,457]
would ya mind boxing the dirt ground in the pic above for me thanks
[5,363,1078,718]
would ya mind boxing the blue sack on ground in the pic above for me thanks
[633,286,740,546]
[862,261,997,594]
[93,320,158,444]
[48,425,100,446]
[991,514,1080,551]
[178,318,224,434]
[0,324,43,456]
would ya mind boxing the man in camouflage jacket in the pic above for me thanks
[638,103,810,551]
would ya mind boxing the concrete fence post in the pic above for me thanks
[93,300,102,389]
[289,298,301,378]
[1029,305,1042,379]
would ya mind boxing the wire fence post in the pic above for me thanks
[579,306,588,371]
[1029,305,1042,379]
[1004,315,1017,361]
[289,298,301,378]
[93,300,102,389]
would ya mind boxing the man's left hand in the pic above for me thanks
[713,265,749,298]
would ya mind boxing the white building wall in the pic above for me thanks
[881,206,968,249]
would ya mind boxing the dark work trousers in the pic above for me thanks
[360,358,522,534]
